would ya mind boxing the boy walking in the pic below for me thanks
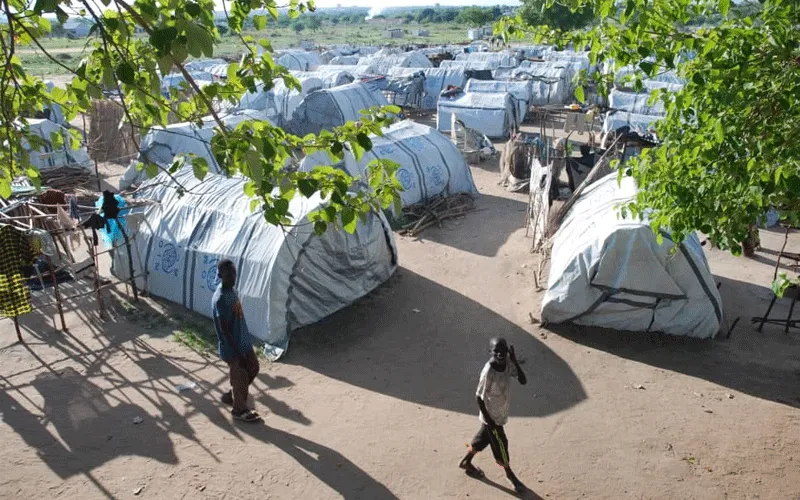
[459,337,528,493]
[213,259,261,423]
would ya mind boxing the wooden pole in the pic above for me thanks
[45,255,67,331]
[13,315,22,342]
[116,219,138,302]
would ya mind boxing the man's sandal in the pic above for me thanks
[459,459,485,479]
[232,409,261,423]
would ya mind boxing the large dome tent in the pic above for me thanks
[541,173,722,338]
[112,168,398,360]
[287,82,389,137]
[118,110,274,190]
[300,120,477,209]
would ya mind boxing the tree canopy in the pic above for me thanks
[457,6,496,27]
[502,0,800,266]
[518,0,594,31]
[0,0,403,235]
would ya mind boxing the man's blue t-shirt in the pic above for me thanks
[212,285,253,361]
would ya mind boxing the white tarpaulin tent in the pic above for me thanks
[288,82,389,136]
[440,60,497,71]
[237,76,324,126]
[277,51,320,71]
[454,51,518,69]
[437,91,518,139]
[465,79,533,122]
[494,62,573,105]
[358,51,432,75]
[541,173,722,338]
[609,89,666,116]
[112,168,398,360]
[387,67,467,110]
[118,110,273,190]
[329,55,360,66]
[24,119,91,171]
[602,110,661,136]
[291,69,354,89]
[300,120,477,208]
[317,64,378,79]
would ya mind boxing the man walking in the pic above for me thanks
[213,259,261,423]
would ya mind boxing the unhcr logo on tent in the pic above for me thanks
[202,256,221,290]
[154,242,180,276]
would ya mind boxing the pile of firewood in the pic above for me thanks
[398,194,475,237]
[40,166,95,192]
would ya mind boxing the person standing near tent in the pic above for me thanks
[213,259,261,423]
[459,338,528,494]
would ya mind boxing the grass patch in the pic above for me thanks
[173,322,218,357]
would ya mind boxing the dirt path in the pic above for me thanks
[1,163,799,500]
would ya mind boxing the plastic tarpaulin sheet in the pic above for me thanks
[111,167,398,360]
[387,67,466,109]
[382,73,425,108]
[118,110,273,190]
[317,64,378,79]
[602,110,660,136]
[23,119,91,171]
[609,89,666,116]
[288,82,389,136]
[184,59,226,72]
[541,173,722,338]
[300,120,477,209]
[440,60,498,71]
[358,51,432,75]
[329,55,359,66]
[494,63,573,105]
[160,72,213,96]
[465,79,533,121]
[237,76,324,125]
[277,51,320,71]
[436,91,518,139]
[291,69,354,89]
[454,52,518,69]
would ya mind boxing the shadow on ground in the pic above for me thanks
[1,286,383,498]
[288,268,586,418]
[415,193,529,258]
[545,275,800,408]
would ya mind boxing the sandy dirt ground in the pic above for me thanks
[2,141,800,500]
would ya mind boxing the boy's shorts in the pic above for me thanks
[471,424,510,466]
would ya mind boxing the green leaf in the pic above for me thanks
[243,181,256,197]
[719,0,730,17]
[151,27,178,53]
[384,105,402,114]
[313,220,327,235]
[254,15,267,30]
[116,62,136,85]
[267,6,279,20]
[639,61,654,75]
[192,157,209,181]
[297,178,318,197]
[186,2,202,17]
[356,133,372,151]
[146,162,160,178]
[692,73,705,86]
[33,0,58,14]
[341,208,357,233]
[713,121,724,143]
[574,86,585,104]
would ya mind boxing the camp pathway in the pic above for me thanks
[1,162,799,500]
